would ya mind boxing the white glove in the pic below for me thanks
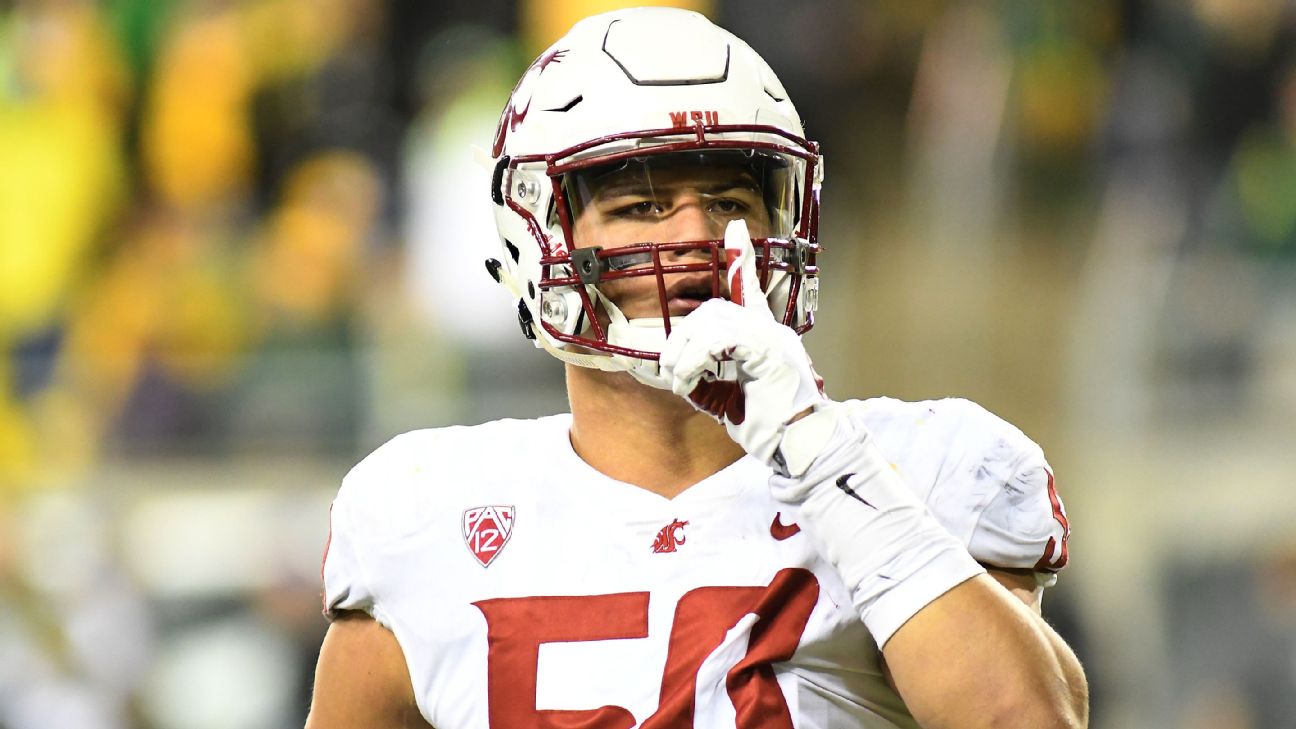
[658,221,826,465]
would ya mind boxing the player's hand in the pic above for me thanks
[659,221,826,465]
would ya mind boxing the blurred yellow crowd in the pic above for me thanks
[4,0,1294,491]
[0,1,1295,728]
[0,0,388,489]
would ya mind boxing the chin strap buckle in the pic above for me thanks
[517,300,536,340]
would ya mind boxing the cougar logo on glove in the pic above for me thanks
[463,506,516,567]
[688,379,745,424]
[651,519,689,553]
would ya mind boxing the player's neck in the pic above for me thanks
[565,365,746,499]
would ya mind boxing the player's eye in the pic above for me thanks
[610,200,663,218]
[708,198,750,216]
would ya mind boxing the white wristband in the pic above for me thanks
[770,405,985,647]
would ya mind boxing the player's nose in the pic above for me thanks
[660,200,724,250]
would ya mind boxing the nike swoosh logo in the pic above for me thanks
[770,512,801,540]
[835,473,875,509]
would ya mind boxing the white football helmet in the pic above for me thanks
[486,7,822,387]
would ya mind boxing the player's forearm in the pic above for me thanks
[1041,612,1090,727]
[882,574,1088,729]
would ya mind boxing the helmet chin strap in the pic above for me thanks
[606,310,679,390]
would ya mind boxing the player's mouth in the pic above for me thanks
[665,279,724,315]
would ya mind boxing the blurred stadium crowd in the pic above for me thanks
[1,0,1295,727]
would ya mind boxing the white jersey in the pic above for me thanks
[322,397,1069,729]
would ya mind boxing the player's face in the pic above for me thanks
[569,159,774,320]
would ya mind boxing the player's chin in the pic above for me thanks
[670,297,713,316]
[623,297,710,318]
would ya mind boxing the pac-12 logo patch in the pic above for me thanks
[463,506,515,567]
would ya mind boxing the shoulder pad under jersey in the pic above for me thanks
[849,397,1070,574]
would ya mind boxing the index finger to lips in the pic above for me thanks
[724,219,755,307]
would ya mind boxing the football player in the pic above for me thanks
[306,7,1088,729]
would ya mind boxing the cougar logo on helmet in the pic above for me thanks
[491,47,568,157]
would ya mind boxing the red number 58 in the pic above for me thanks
[473,568,819,728]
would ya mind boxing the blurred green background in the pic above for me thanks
[2,0,1295,727]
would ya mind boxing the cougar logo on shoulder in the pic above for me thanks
[651,518,689,553]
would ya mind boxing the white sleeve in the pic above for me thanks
[319,430,438,623]
[965,450,1070,574]
[322,492,378,619]
[852,397,1072,579]
[927,400,1071,576]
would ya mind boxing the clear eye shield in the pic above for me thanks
[555,149,805,310]
[566,149,800,242]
